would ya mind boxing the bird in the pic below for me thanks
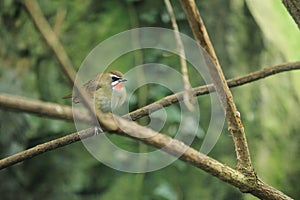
[63,70,127,113]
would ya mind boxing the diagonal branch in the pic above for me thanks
[0,110,292,199]
[0,61,299,123]
[180,0,253,173]
[0,126,249,189]
[23,0,118,133]
[22,0,76,86]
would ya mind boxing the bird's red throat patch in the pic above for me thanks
[114,83,123,90]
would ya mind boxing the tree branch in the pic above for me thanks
[282,0,300,29]
[0,94,79,122]
[22,0,83,99]
[180,0,253,173]
[22,0,76,86]
[0,129,91,170]
[0,109,293,199]
[127,61,300,120]
[1,61,299,123]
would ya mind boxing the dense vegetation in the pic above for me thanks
[0,0,299,199]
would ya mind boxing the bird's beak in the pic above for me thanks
[120,78,127,82]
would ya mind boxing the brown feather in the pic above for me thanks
[62,93,73,99]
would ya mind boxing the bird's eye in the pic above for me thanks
[111,76,120,82]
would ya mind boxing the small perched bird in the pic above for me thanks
[63,70,127,113]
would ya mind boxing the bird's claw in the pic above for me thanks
[94,126,103,135]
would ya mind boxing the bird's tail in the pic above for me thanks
[62,93,73,99]
[62,93,81,104]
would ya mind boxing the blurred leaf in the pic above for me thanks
[246,0,300,61]
[153,182,177,200]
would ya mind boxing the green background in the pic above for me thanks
[0,0,299,199]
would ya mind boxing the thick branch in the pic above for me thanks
[282,0,300,29]
[0,113,292,199]
[0,94,79,122]
[1,62,299,122]
[180,0,253,172]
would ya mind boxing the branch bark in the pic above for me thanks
[0,62,299,123]
[0,94,78,122]
[282,0,300,29]
[180,0,253,173]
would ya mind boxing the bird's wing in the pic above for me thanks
[63,74,102,104]
[84,75,102,93]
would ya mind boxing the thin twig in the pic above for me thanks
[127,3,149,188]
[1,62,299,122]
[180,0,253,173]
[164,0,195,111]
[0,129,93,170]
[53,7,67,37]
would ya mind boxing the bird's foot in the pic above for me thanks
[94,126,103,135]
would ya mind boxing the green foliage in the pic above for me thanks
[0,0,299,199]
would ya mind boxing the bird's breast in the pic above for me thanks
[94,88,126,112]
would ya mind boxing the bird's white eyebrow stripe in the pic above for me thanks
[110,74,120,79]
